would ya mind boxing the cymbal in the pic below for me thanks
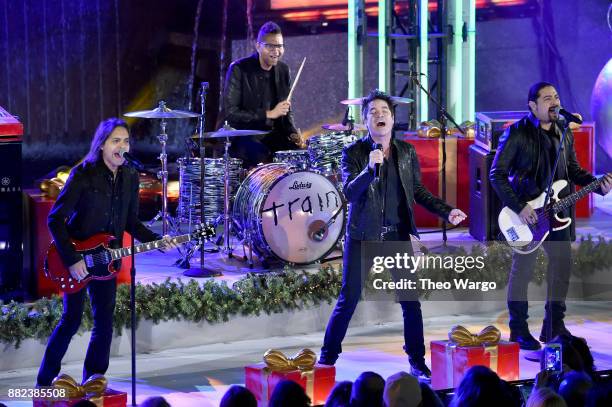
[322,123,367,132]
[124,101,200,119]
[192,129,269,139]
[340,96,414,105]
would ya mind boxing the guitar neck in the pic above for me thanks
[110,234,191,259]
[553,178,601,212]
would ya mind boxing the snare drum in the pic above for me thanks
[233,163,345,264]
[273,149,310,170]
[177,157,243,225]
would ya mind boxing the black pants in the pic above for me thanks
[507,227,571,334]
[321,232,425,366]
[37,278,117,386]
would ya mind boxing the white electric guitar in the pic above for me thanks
[498,178,603,254]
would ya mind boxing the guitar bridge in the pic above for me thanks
[506,227,519,242]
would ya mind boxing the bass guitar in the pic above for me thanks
[498,178,602,254]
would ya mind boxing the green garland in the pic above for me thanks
[1,236,610,348]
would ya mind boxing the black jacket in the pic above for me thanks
[489,114,597,215]
[48,160,161,268]
[221,53,297,138]
[342,136,453,240]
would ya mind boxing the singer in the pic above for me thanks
[319,90,467,380]
[36,118,177,386]
[490,82,612,350]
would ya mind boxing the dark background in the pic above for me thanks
[0,0,610,187]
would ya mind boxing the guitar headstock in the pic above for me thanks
[192,223,216,243]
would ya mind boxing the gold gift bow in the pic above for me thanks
[39,167,71,198]
[263,348,317,372]
[449,325,501,347]
[262,349,317,405]
[52,373,107,404]
[417,120,474,139]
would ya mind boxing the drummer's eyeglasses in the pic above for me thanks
[259,42,284,51]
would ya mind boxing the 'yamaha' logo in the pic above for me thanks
[288,180,312,190]
[1,177,10,186]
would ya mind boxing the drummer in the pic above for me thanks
[220,21,302,168]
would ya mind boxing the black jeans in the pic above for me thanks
[321,232,425,366]
[507,227,571,334]
[37,278,117,386]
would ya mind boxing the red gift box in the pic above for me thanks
[400,135,474,227]
[572,123,595,218]
[430,340,519,390]
[245,363,336,406]
[33,388,127,407]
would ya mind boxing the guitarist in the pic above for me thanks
[490,82,612,350]
[37,118,177,386]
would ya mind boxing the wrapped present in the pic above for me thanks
[400,135,473,227]
[572,123,595,218]
[33,374,127,407]
[431,325,519,390]
[245,349,336,407]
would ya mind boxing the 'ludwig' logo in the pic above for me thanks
[288,180,312,190]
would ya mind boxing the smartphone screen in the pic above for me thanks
[543,344,562,373]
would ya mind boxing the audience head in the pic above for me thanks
[269,379,310,407]
[220,385,257,407]
[586,381,612,407]
[72,401,97,407]
[450,365,514,407]
[350,371,385,407]
[383,371,421,407]
[324,380,353,407]
[419,381,445,407]
[526,387,567,407]
[558,371,593,407]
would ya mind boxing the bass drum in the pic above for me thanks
[233,163,345,265]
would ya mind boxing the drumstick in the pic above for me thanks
[287,57,306,102]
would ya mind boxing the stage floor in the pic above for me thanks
[1,197,610,406]
[1,302,611,406]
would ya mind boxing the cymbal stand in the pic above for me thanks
[147,102,177,236]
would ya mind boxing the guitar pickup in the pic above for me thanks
[84,254,94,268]
[506,227,519,242]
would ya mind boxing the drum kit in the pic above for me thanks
[122,94,412,270]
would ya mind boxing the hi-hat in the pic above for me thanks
[322,123,367,132]
[193,129,269,139]
[340,96,414,105]
[124,101,200,119]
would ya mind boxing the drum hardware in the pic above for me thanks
[206,123,269,259]
[124,101,200,236]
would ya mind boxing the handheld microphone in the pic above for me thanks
[373,143,383,179]
[119,148,144,171]
[554,107,583,124]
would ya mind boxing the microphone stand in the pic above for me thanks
[411,74,465,252]
[541,118,569,343]
[183,82,221,277]
[129,232,136,406]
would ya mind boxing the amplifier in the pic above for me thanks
[475,111,526,152]
[468,145,502,242]
[0,106,24,300]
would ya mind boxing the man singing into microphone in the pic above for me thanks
[37,118,177,386]
[319,90,467,379]
[490,82,611,350]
